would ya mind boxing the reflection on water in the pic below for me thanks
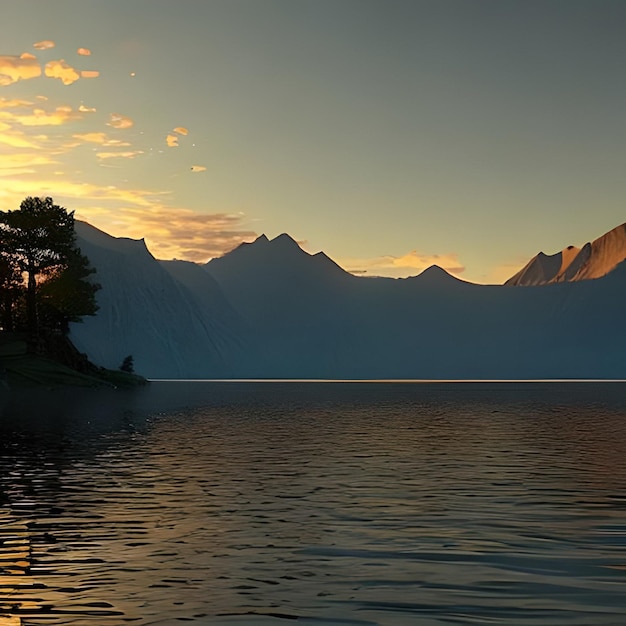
[1,382,626,625]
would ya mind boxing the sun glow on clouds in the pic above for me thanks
[0,37,247,263]
[107,113,134,129]
[78,205,258,262]
[342,250,465,278]
[0,55,42,85]
[33,40,55,50]
[44,59,81,85]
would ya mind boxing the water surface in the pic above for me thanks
[1,382,626,625]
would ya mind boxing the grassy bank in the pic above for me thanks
[0,333,147,389]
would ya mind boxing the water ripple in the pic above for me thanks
[1,382,626,625]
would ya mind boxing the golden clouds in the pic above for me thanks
[0,49,99,87]
[44,59,81,85]
[73,132,129,146]
[0,98,33,108]
[77,48,91,56]
[190,165,206,173]
[341,250,465,278]
[1,105,81,126]
[78,104,96,113]
[166,126,189,147]
[78,205,257,262]
[0,55,42,85]
[107,113,133,129]
[96,150,144,160]
[33,40,55,50]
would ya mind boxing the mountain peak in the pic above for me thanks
[506,222,626,286]
[404,264,464,287]
[271,233,300,247]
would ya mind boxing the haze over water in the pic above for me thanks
[1,382,626,625]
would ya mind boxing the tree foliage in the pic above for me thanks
[0,196,99,338]
[119,355,135,373]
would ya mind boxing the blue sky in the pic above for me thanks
[1,0,625,282]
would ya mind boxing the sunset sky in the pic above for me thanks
[2,0,626,283]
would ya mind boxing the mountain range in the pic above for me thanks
[68,221,626,379]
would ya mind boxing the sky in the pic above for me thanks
[1,0,626,283]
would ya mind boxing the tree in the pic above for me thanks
[38,247,100,334]
[0,197,99,338]
[0,255,22,332]
[120,355,134,373]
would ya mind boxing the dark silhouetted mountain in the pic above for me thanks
[70,221,252,378]
[506,223,626,285]
[70,222,626,379]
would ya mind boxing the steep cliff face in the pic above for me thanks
[69,221,252,378]
[506,223,626,286]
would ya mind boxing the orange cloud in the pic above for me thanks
[81,70,100,79]
[190,165,206,172]
[107,113,133,129]
[44,59,81,85]
[0,178,164,210]
[73,131,129,146]
[33,40,55,50]
[166,134,179,147]
[77,205,257,262]
[96,150,144,160]
[173,126,188,135]
[340,250,465,278]
[0,105,81,126]
[77,48,91,56]
[0,152,57,177]
[78,104,96,113]
[20,52,37,60]
[0,98,33,108]
[0,126,41,148]
[0,55,42,85]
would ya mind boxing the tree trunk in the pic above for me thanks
[27,266,38,342]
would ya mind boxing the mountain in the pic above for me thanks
[69,222,626,379]
[69,222,253,378]
[506,223,626,285]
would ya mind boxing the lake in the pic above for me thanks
[1,381,626,625]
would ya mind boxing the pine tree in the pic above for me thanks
[0,197,99,338]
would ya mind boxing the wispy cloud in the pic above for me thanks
[0,105,82,126]
[96,150,144,160]
[0,97,33,108]
[80,70,100,79]
[107,112,133,129]
[73,131,129,146]
[33,40,55,50]
[340,250,465,278]
[77,204,257,262]
[190,165,206,173]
